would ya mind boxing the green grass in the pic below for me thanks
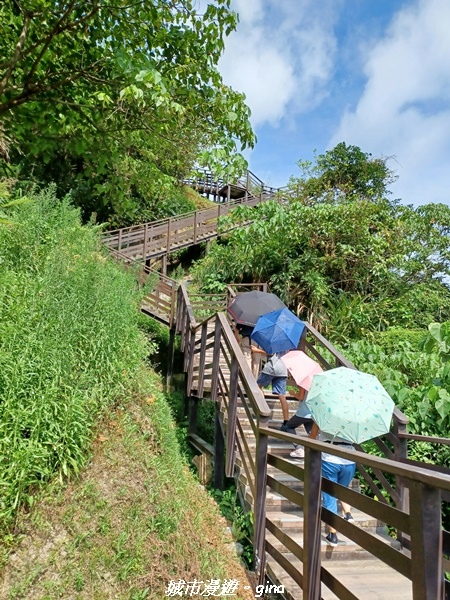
[0,372,255,600]
[0,187,148,530]
[0,188,254,598]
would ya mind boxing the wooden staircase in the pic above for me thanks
[103,187,278,267]
[174,285,449,600]
[103,169,450,599]
[222,399,412,599]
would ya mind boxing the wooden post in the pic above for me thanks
[183,315,190,371]
[161,254,167,276]
[393,419,410,547]
[303,447,323,600]
[298,325,307,351]
[197,322,208,397]
[409,481,443,600]
[214,402,225,490]
[227,184,231,203]
[225,355,238,477]
[143,223,149,260]
[193,211,198,244]
[255,417,269,586]
[118,229,123,252]
[211,315,222,404]
[167,218,172,251]
[169,283,176,328]
[186,328,196,394]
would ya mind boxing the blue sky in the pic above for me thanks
[218,0,450,205]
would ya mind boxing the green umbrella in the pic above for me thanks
[306,367,395,444]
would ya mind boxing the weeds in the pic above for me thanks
[0,372,255,600]
[210,486,254,568]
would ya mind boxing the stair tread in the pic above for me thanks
[266,527,400,553]
[266,509,379,527]
[267,557,412,600]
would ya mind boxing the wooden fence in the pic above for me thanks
[102,189,278,264]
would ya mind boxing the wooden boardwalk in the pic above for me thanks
[103,190,277,265]
[173,284,449,600]
[103,170,450,599]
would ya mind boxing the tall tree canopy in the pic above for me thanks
[289,142,397,204]
[0,0,255,223]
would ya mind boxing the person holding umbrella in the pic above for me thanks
[280,350,323,459]
[227,291,287,377]
[233,323,254,371]
[251,308,306,429]
[251,345,290,427]
[311,423,356,546]
[306,367,395,547]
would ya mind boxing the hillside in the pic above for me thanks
[0,372,254,600]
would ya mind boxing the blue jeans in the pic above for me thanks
[321,460,356,515]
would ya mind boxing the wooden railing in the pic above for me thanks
[175,284,272,512]
[174,281,450,600]
[260,429,448,600]
[103,189,277,263]
[108,230,450,598]
[109,249,178,326]
[182,168,279,201]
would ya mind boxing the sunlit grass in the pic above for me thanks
[0,187,148,530]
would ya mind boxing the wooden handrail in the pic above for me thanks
[216,312,271,419]
[148,266,450,599]
[105,168,449,598]
[104,189,273,238]
[266,428,450,491]
[398,432,450,445]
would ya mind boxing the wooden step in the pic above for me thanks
[266,557,412,600]
[264,508,379,535]
[266,528,400,562]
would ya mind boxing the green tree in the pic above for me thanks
[288,142,397,204]
[192,195,450,335]
[0,0,254,223]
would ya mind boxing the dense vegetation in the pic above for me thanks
[192,144,450,453]
[0,0,254,226]
[0,187,148,529]
[0,370,254,599]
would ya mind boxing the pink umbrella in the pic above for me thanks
[281,350,323,391]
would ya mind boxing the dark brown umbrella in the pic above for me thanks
[227,291,286,326]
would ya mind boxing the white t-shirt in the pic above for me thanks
[318,431,356,465]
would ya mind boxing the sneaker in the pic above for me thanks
[325,532,338,547]
[290,447,305,459]
[344,512,354,523]
[280,422,289,432]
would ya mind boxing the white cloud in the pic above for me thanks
[219,0,339,128]
[330,0,450,205]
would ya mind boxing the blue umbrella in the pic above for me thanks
[251,308,305,354]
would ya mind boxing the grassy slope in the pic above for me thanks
[0,189,254,600]
[0,371,254,600]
